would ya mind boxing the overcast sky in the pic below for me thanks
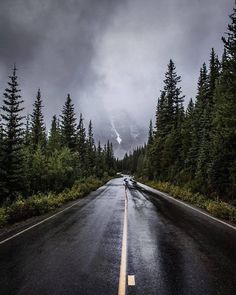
[0,0,234,132]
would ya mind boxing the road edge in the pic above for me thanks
[0,181,112,245]
[137,182,236,231]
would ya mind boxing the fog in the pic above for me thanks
[0,0,234,155]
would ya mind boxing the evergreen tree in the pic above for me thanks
[105,140,115,174]
[209,48,220,103]
[24,114,31,146]
[0,65,25,201]
[60,94,77,150]
[88,120,95,150]
[153,60,185,180]
[186,98,194,116]
[77,113,87,173]
[86,120,95,175]
[95,141,105,177]
[148,119,153,145]
[163,59,185,129]
[154,91,167,138]
[181,98,195,181]
[48,115,61,152]
[146,120,154,178]
[221,48,229,70]
[188,63,209,181]
[30,89,47,150]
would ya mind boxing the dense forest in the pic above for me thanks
[119,5,236,202]
[0,69,116,205]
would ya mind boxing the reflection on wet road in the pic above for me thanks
[0,177,236,295]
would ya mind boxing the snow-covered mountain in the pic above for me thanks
[94,110,148,158]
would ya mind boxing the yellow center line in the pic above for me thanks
[118,189,128,295]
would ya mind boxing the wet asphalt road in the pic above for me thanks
[0,177,236,295]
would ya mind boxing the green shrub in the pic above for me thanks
[143,180,236,223]
[206,201,236,222]
[0,208,7,226]
[1,177,110,225]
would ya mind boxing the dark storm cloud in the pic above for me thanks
[0,0,235,151]
[0,0,126,123]
[0,1,44,67]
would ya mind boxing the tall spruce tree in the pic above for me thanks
[195,53,220,190]
[187,63,209,181]
[0,65,25,201]
[164,59,185,129]
[30,89,47,150]
[160,60,185,179]
[77,113,87,169]
[60,94,77,150]
[151,61,184,180]
[88,120,95,149]
[95,141,105,177]
[48,115,61,152]
[209,48,220,103]
[155,91,167,138]
[24,114,31,146]
[86,120,95,175]
[105,140,115,173]
[181,98,195,180]
[148,120,153,145]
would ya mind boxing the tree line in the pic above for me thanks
[119,5,236,202]
[0,68,116,204]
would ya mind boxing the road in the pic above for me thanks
[0,177,236,295]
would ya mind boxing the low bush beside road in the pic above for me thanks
[0,177,110,227]
[139,180,236,224]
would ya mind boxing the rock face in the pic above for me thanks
[94,110,148,158]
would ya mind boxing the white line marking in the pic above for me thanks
[128,275,135,286]
[118,190,128,295]
[138,183,236,231]
[0,199,83,245]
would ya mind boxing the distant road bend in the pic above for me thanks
[0,177,236,295]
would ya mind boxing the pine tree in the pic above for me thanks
[88,120,95,149]
[154,91,167,138]
[209,48,220,103]
[146,120,154,178]
[148,120,153,145]
[105,140,115,174]
[164,59,185,129]
[86,120,95,175]
[0,65,25,201]
[221,48,229,70]
[155,60,185,180]
[60,94,77,150]
[30,89,47,150]
[77,113,87,170]
[48,115,61,152]
[188,63,209,181]
[24,114,31,146]
[195,52,220,190]
[95,141,105,177]
[181,98,195,181]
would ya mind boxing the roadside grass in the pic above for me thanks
[0,177,111,227]
[140,180,236,224]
